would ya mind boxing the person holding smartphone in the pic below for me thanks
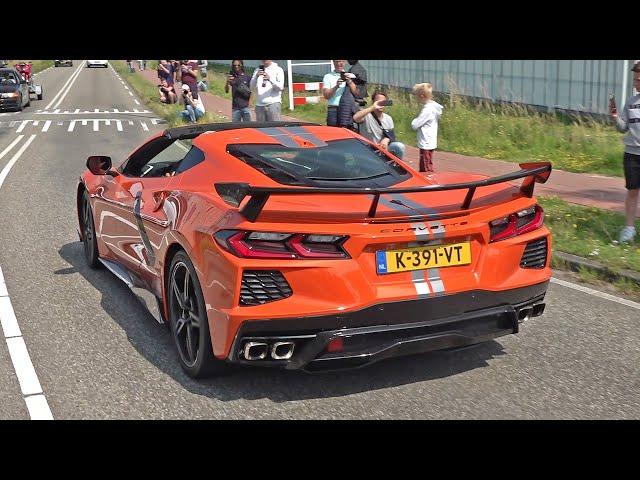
[611,62,640,243]
[250,60,284,121]
[180,84,206,123]
[322,59,359,127]
[225,60,252,122]
[353,90,405,159]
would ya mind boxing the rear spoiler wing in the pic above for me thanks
[215,162,552,223]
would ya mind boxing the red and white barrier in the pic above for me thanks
[292,82,323,92]
[293,96,321,105]
[286,60,333,111]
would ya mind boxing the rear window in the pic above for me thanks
[227,138,410,188]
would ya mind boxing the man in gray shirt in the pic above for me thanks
[611,62,640,243]
[353,90,405,159]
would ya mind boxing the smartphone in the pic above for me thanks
[379,99,393,107]
[609,94,617,113]
[259,64,265,71]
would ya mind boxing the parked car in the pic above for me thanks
[0,67,30,111]
[55,60,73,67]
[77,121,553,378]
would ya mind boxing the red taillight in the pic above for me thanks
[489,205,544,242]
[215,230,349,259]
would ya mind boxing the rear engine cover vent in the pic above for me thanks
[240,270,292,306]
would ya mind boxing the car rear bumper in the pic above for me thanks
[0,98,20,110]
[227,281,548,372]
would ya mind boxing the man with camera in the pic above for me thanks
[353,90,405,159]
[322,59,359,127]
[250,60,285,122]
[180,84,205,123]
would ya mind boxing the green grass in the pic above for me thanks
[539,196,640,273]
[203,64,625,177]
[111,60,225,127]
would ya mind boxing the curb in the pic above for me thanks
[552,251,640,286]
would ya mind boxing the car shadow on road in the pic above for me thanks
[59,241,507,404]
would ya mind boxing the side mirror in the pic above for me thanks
[86,155,118,176]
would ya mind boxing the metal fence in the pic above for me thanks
[210,60,635,115]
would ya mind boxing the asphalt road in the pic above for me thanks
[0,62,638,419]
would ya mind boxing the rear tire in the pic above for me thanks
[81,190,101,269]
[168,251,227,378]
[16,94,23,112]
[37,88,43,101]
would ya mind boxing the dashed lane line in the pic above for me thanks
[0,136,53,420]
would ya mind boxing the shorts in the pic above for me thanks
[624,152,640,190]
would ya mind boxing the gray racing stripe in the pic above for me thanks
[258,127,300,148]
[281,126,327,147]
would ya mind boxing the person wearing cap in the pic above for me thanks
[610,61,640,243]
[180,83,206,123]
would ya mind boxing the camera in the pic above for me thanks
[379,99,393,107]
[340,71,347,81]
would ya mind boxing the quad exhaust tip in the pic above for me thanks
[243,342,268,360]
[271,341,295,360]
[241,341,296,360]
[517,303,545,323]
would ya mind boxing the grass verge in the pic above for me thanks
[111,61,225,127]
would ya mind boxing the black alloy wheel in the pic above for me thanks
[168,251,226,378]
[81,191,101,268]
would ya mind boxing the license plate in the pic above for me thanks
[376,242,471,274]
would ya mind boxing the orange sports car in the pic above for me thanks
[77,121,552,378]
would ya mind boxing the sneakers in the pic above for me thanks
[619,226,637,243]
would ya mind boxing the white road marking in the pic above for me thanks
[50,61,86,110]
[0,135,35,189]
[141,121,148,131]
[124,86,129,90]
[67,121,76,132]
[0,297,21,338]
[42,120,51,132]
[128,92,133,97]
[93,120,99,131]
[15,121,29,133]
[116,120,123,131]
[44,61,85,110]
[25,394,53,420]
[32,121,39,126]
[6,337,44,396]
[0,138,53,420]
[134,100,140,105]
[550,277,640,310]
[81,120,87,126]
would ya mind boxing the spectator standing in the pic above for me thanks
[338,59,369,130]
[322,59,358,127]
[197,59,209,91]
[157,60,175,86]
[180,84,205,123]
[180,60,200,99]
[170,60,181,84]
[126,59,134,73]
[138,60,146,70]
[611,62,640,243]
[353,90,405,159]
[411,83,443,172]
[250,60,285,122]
[225,60,252,122]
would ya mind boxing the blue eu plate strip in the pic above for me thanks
[376,251,388,274]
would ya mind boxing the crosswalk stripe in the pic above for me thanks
[42,120,51,132]
[141,121,148,131]
[68,120,76,132]
[93,120,99,131]
[16,121,29,133]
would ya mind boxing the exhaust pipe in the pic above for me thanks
[517,307,533,323]
[532,303,545,317]
[243,342,268,360]
[271,341,295,360]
